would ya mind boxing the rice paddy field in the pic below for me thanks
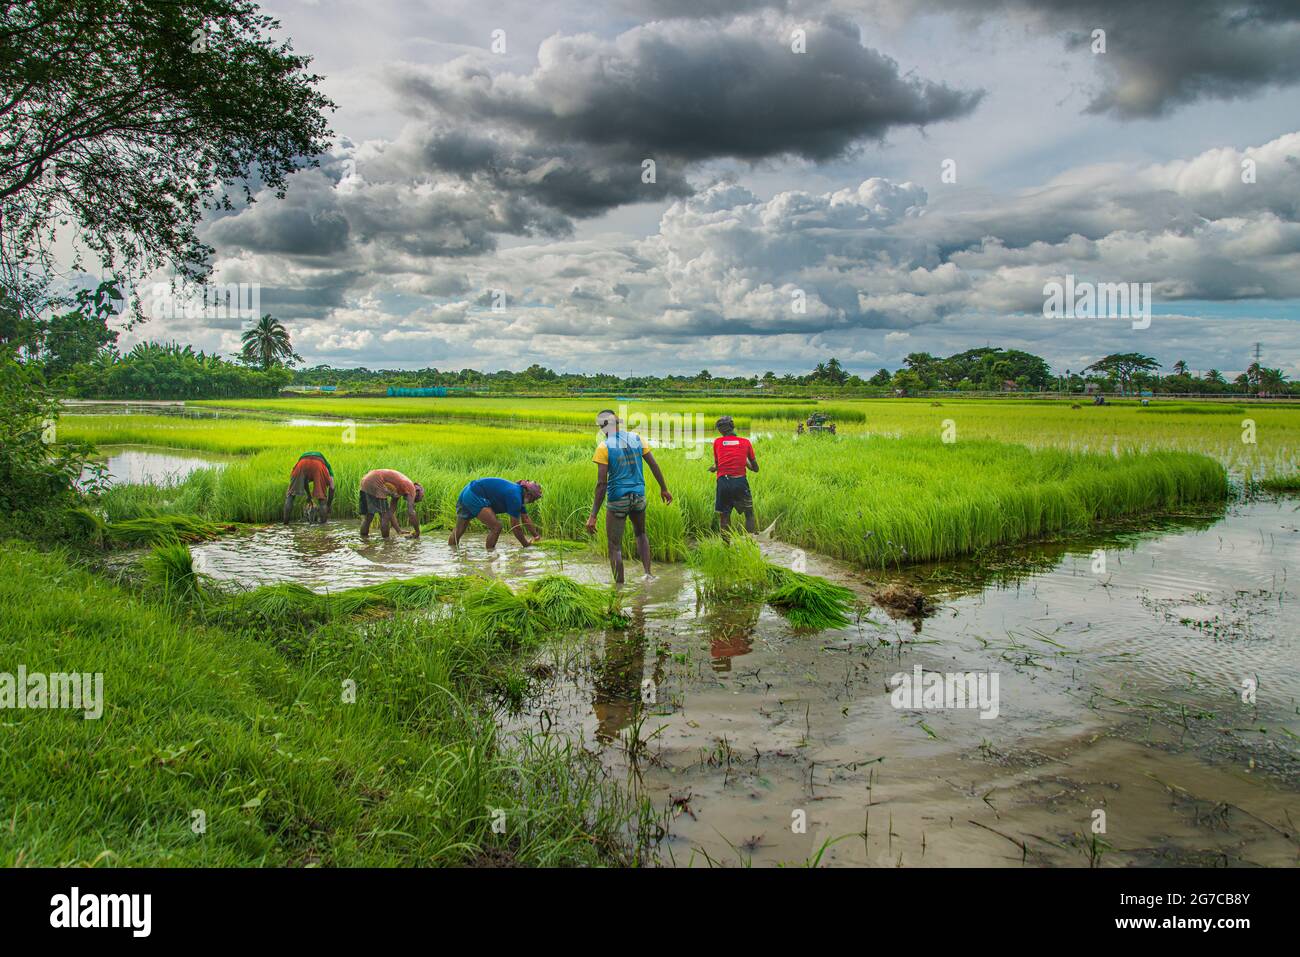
[11,395,1299,867]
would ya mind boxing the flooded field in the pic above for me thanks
[85,444,233,487]
[189,499,1300,867]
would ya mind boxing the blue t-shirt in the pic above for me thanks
[593,431,646,499]
[468,477,527,517]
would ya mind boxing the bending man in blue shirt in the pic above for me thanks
[448,477,543,551]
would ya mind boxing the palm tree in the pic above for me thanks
[1172,360,1188,376]
[241,314,294,370]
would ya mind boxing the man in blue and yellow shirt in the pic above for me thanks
[585,409,672,583]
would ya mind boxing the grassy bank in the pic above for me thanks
[0,544,654,866]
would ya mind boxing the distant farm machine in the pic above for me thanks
[796,412,837,435]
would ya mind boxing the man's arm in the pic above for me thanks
[747,445,759,473]
[586,463,609,532]
[521,512,541,542]
[282,486,295,523]
[509,514,534,546]
[405,492,420,537]
[642,450,673,504]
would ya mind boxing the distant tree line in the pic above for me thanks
[289,348,1296,397]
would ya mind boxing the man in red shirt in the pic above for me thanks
[358,468,424,540]
[284,452,335,524]
[709,415,759,538]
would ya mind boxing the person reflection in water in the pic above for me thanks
[591,594,662,745]
[708,603,760,673]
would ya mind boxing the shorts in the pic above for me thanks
[714,475,753,514]
[606,493,647,517]
[456,486,492,520]
[289,473,330,501]
[359,490,392,516]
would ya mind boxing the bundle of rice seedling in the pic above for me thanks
[531,539,590,554]
[764,566,857,631]
[458,579,534,643]
[141,542,204,604]
[216,582,335,629]
[364,574,468,608]
[105,514,236,547]
[521,574,623,632]
[688,534,769,600]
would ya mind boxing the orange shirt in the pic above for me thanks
[291,456,333,499]
[360,468,416,500]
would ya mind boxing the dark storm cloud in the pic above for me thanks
[392,14,983,164]
[894,0,1300,118]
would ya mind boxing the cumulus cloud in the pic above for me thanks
[391,14,982,163]
[883,0,1300,118]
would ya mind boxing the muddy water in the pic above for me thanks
[191,522,614,589]
[85,445,233,487]
[189,502,1300,867]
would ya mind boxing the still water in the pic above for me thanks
[189,499,1300,866]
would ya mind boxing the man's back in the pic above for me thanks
[595,431,646,498]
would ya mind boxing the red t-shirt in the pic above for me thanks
[713,435,753,478]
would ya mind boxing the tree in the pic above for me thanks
[240,314,295,370]
[41,283,120,377]
[0,1,335,318]
[1172,360,1188,376]
[1083,353,1160,394]
[1204,368,1225,385]
[869,368,892,386]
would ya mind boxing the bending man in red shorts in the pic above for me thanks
[284,451,335,523]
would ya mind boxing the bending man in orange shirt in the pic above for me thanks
[358,468,424,540]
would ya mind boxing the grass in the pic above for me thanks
[1260,474,1300,493]
[192,395,869,429]
[69,412,1234,568]
[0,542,655,866]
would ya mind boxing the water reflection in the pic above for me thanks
[82,445,231,487]
[592,595,651,744]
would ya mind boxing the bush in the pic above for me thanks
[0,353,95,541]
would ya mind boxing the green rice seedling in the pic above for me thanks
[531,538,591,554]
[141,542,204,604]
[103,514,236,547]
[688,534,770,599]
[764,566,857,631]
[458,579,534,643]
[521,574,624,632]
[1260,473,1300,493]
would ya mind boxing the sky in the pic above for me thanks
[114,0,1300,379]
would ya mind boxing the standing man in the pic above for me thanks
[584,409,672,584]
[710,415,759,538]
[358,468,423,540]
[284,451,335,523]
[447,478,543,551]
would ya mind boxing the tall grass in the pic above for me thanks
[84,417,1231,568]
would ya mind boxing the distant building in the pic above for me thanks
[1085,383,1101,394]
